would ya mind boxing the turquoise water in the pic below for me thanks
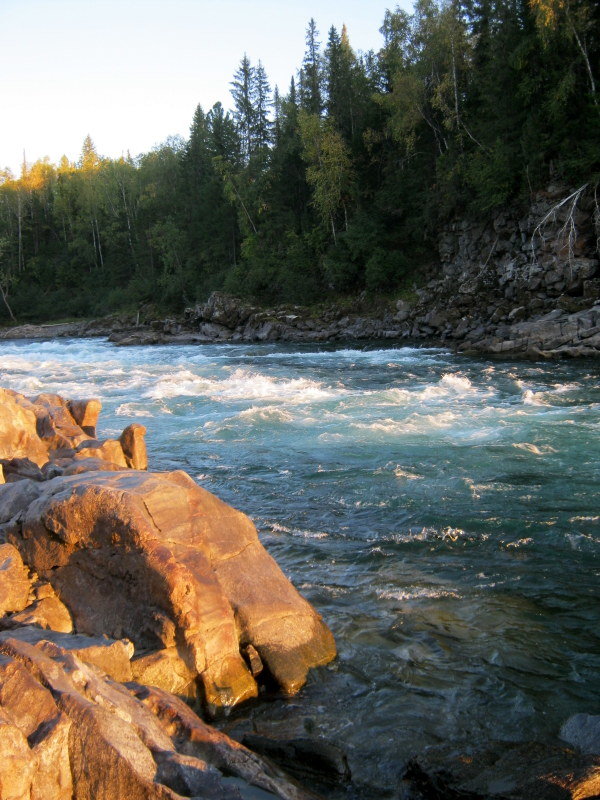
[1,338,599,787]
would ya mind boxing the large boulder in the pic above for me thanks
[5,468,336,710]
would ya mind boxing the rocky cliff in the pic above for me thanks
[403,184,600,357]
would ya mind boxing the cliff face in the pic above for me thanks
[404,184,600,357]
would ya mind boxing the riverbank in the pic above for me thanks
[2,185,599,357]
[1,287,598,358]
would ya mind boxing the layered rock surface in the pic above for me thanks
[0,387,336,799]
[0,631,316,800]
[394,185,600,357]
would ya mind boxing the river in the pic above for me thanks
[1,337,599,792]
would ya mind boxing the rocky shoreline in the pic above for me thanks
[0,387,337,799]
[1,186,598,358]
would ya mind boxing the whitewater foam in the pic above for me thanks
[512,442,558,455]
[377,587,461,602]
[145,367,337,403]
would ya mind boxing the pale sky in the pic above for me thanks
[1,0,411,175]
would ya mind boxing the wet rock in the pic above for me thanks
[242,733,351,789]
[412,741,600,800]
[560,714,600,756]
[398,760,486,799]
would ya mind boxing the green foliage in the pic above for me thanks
[1,3,597,325]
[365,248,410,292]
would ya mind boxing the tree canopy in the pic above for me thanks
[1,2,598,322]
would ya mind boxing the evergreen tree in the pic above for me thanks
[300,19,323,114]
[230,54,255,159]
[251,60,272,152]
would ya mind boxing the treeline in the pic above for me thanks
[1,0,598,323]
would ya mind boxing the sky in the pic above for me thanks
[1,0,412,176]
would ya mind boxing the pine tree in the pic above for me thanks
[300,19,323,115]
[230,55,255,160]
[251,60,272,152]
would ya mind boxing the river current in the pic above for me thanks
[1,337,599,790]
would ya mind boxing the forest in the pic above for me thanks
[0,0,598,323]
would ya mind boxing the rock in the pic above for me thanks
[67,398,102,438]
[60,456,129,475]
[1,595,73,634]
[198,292,254,330]
[0,650,73,800]
[0,628,320,798]
[0,636,240,800]
[0,544,31,616]
[561,714,600,755]
[0,389,150,476]
[129,682,316,800]
[30,392,91,454]
[0,388,48,467]
[199,321,235,340]
[73,438,128,467]
[7,468,336,710]
[243,643,264,677]
[0,457,45,482]
[0,321,85,340]
[507,306,527,322]
[394,300,412,323]
[119,423,148,470]
[0,479,43,526]
[131,647,198,701]
[0,627,132,681]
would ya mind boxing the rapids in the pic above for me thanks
[1,337,599,790]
